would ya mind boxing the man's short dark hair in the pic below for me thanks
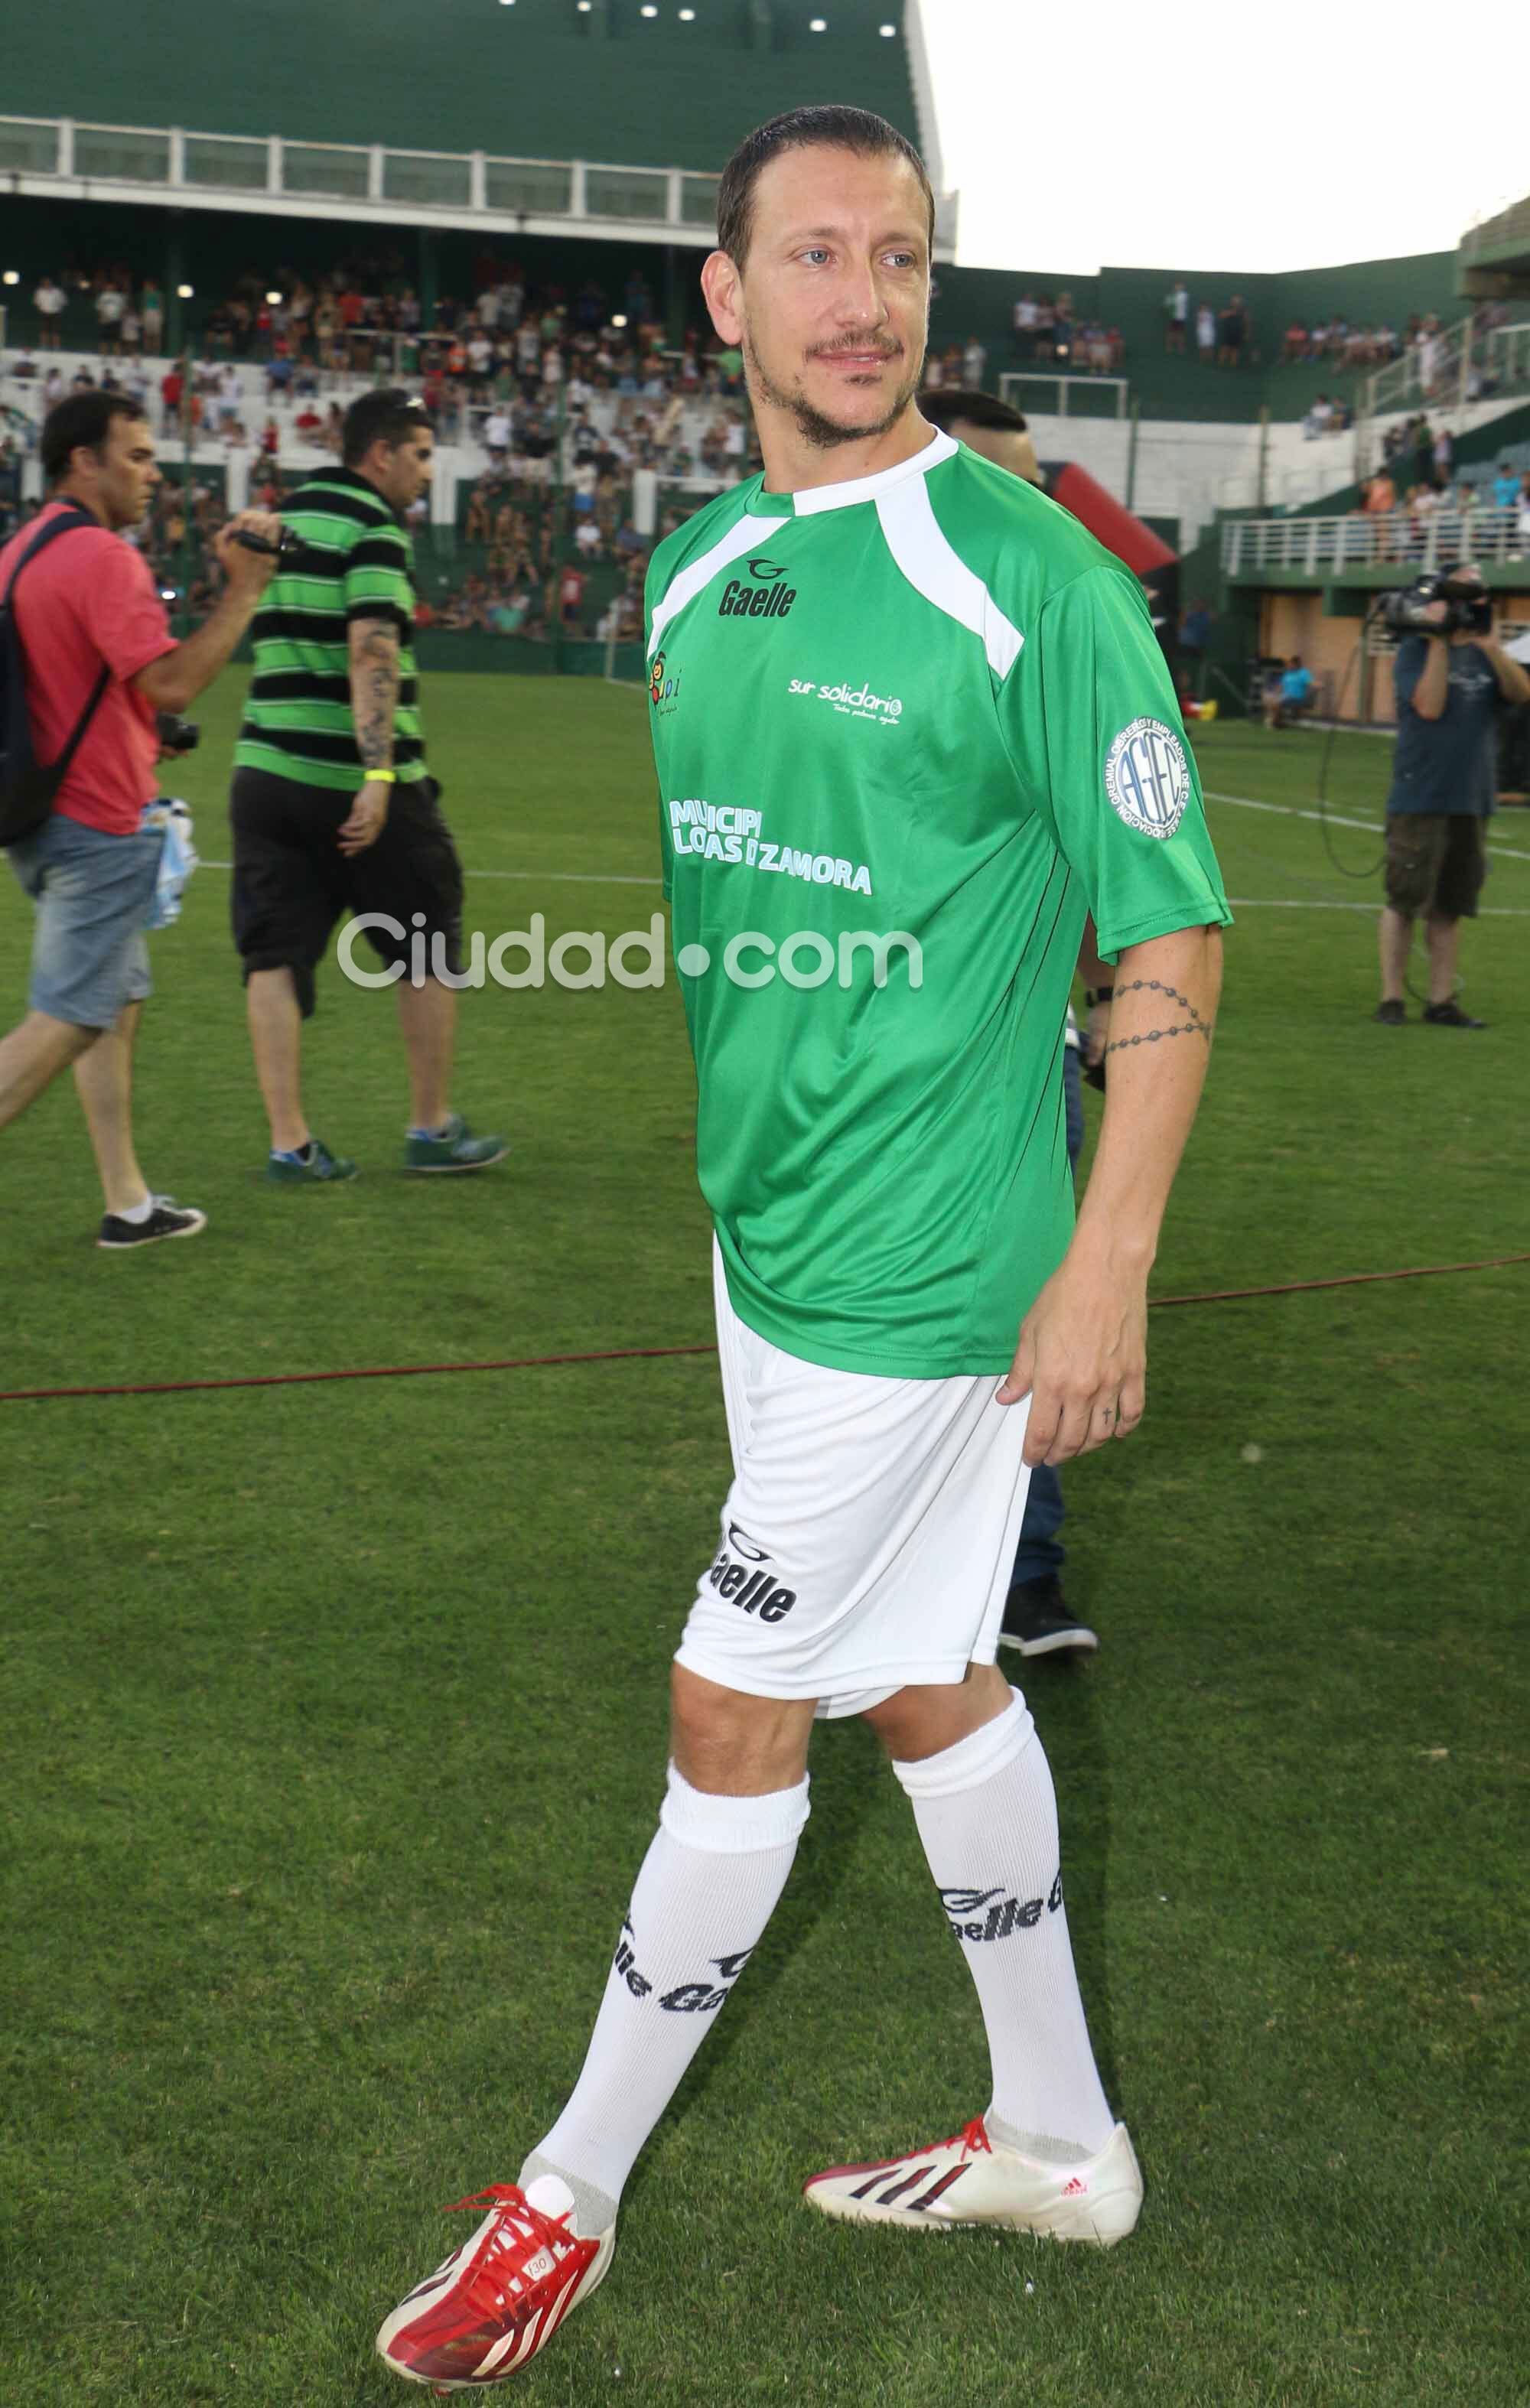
[717,106,935,271]
[41,391,148,483]
[342,389,431,467]
[918,387,1028,435]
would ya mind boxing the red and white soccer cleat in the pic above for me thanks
[376,2182,616,2390]
[802,2114,1142,2246]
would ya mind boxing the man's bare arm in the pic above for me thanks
[339,618,399,855]
[998,923,1223,1466]
[1481,636,1530,708]
[348,617,400,772]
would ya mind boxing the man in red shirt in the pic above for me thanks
[0,392,280,1246]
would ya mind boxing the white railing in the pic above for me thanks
[0,113,721,242]
[1222,504,1528,577]
[998,373,1128,421]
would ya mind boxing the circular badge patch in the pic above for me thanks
[1103,718,1190,841]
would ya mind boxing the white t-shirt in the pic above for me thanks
[467,336,493,375]
[35,283,65,317]
[1196,308,1215,347]
[96,289,125,324]
[1014,298,1038,330]
[484,412,511,450]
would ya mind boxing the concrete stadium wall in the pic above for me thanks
[3,0,920,172]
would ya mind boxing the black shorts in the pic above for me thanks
[1383,813,1486,920]
[230,766,464,1017]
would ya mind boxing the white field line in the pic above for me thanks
[1204,787,1530,866]
[1226,896,1530,916]
[200,861,656,885]
[193,861,1528,916]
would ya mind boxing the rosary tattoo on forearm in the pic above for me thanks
[1102,978,1214,1058]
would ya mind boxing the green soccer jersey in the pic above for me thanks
[235,467,428,793]
[644,428,1231,1380]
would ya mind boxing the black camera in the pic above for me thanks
[155,711,200,754]
[1379,568,1493,639]
[229,526,301,560]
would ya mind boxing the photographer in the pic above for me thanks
[1376,561,1530,1027]
[0,391,280,1245]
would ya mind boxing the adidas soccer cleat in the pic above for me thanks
[802,2114,1142,2246]
[376,2182,615,2390]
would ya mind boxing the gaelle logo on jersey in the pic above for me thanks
[939,1869,1064,1943]
[649,650,681,712]
[706,1525,796,1622]
[718,554,798,622]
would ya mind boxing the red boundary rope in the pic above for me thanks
[2,1254,1525,1405]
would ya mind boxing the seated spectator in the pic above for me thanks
[1265,656,1317,729]
[1302,392,1336,438]
[1492,460,1519,512]
[1282,321,1308,363]
[294,400,324,441]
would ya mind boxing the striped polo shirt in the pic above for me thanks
[235,467,427,792]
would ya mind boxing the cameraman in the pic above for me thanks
[0,391,280,1245]
[1377,561,1530,1027]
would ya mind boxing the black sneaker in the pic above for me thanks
[1421,1001,1486,1028]
[998,1574,1099,1658]
[1373,998,1406,1027]
[98,1196,208,1250]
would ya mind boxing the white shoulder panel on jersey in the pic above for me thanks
[874,473,1024,680]
[646,515,763,659]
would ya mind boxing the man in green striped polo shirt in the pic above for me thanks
[230,388,504,1180]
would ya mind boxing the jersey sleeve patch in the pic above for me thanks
[1103,718,1190,841]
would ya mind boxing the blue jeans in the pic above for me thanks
[7,811,158,1030]
[1011,1043,1085,1588]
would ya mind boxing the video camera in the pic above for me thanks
[1379,567,1493,639]
[229,526,300,561]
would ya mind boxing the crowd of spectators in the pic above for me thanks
[1355,420,1530,561]
[1011,295,1125,376]
[1160,285,1255,367]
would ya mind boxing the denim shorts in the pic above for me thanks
[6,810,159,1029]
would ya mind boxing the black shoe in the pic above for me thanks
[98,1196,208,1249]
[1374,998,1406,1027]
[998,1574,1099,1658]
[1421,1001,1486,1028]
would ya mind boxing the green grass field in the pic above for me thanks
[3,681,1526,2406]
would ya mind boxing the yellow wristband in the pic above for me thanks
[365,767,396,785]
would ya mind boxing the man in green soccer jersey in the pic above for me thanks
[378,109,1227,2390]
[230,389,504,1180]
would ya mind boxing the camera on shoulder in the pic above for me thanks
[1379,567,1492,639]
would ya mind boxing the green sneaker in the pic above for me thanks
[403,1111,507,1173]
[265,1137,359,1184]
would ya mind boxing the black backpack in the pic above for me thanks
[0,507,113,847]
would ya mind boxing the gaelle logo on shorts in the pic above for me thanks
[1104,718,1190,840]
[707,1527,796,1621]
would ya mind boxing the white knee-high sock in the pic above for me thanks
[892,1688,1114,2162]
[523,1764,809,2227]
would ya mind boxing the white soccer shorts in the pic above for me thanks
[673,1243,1034,1718]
